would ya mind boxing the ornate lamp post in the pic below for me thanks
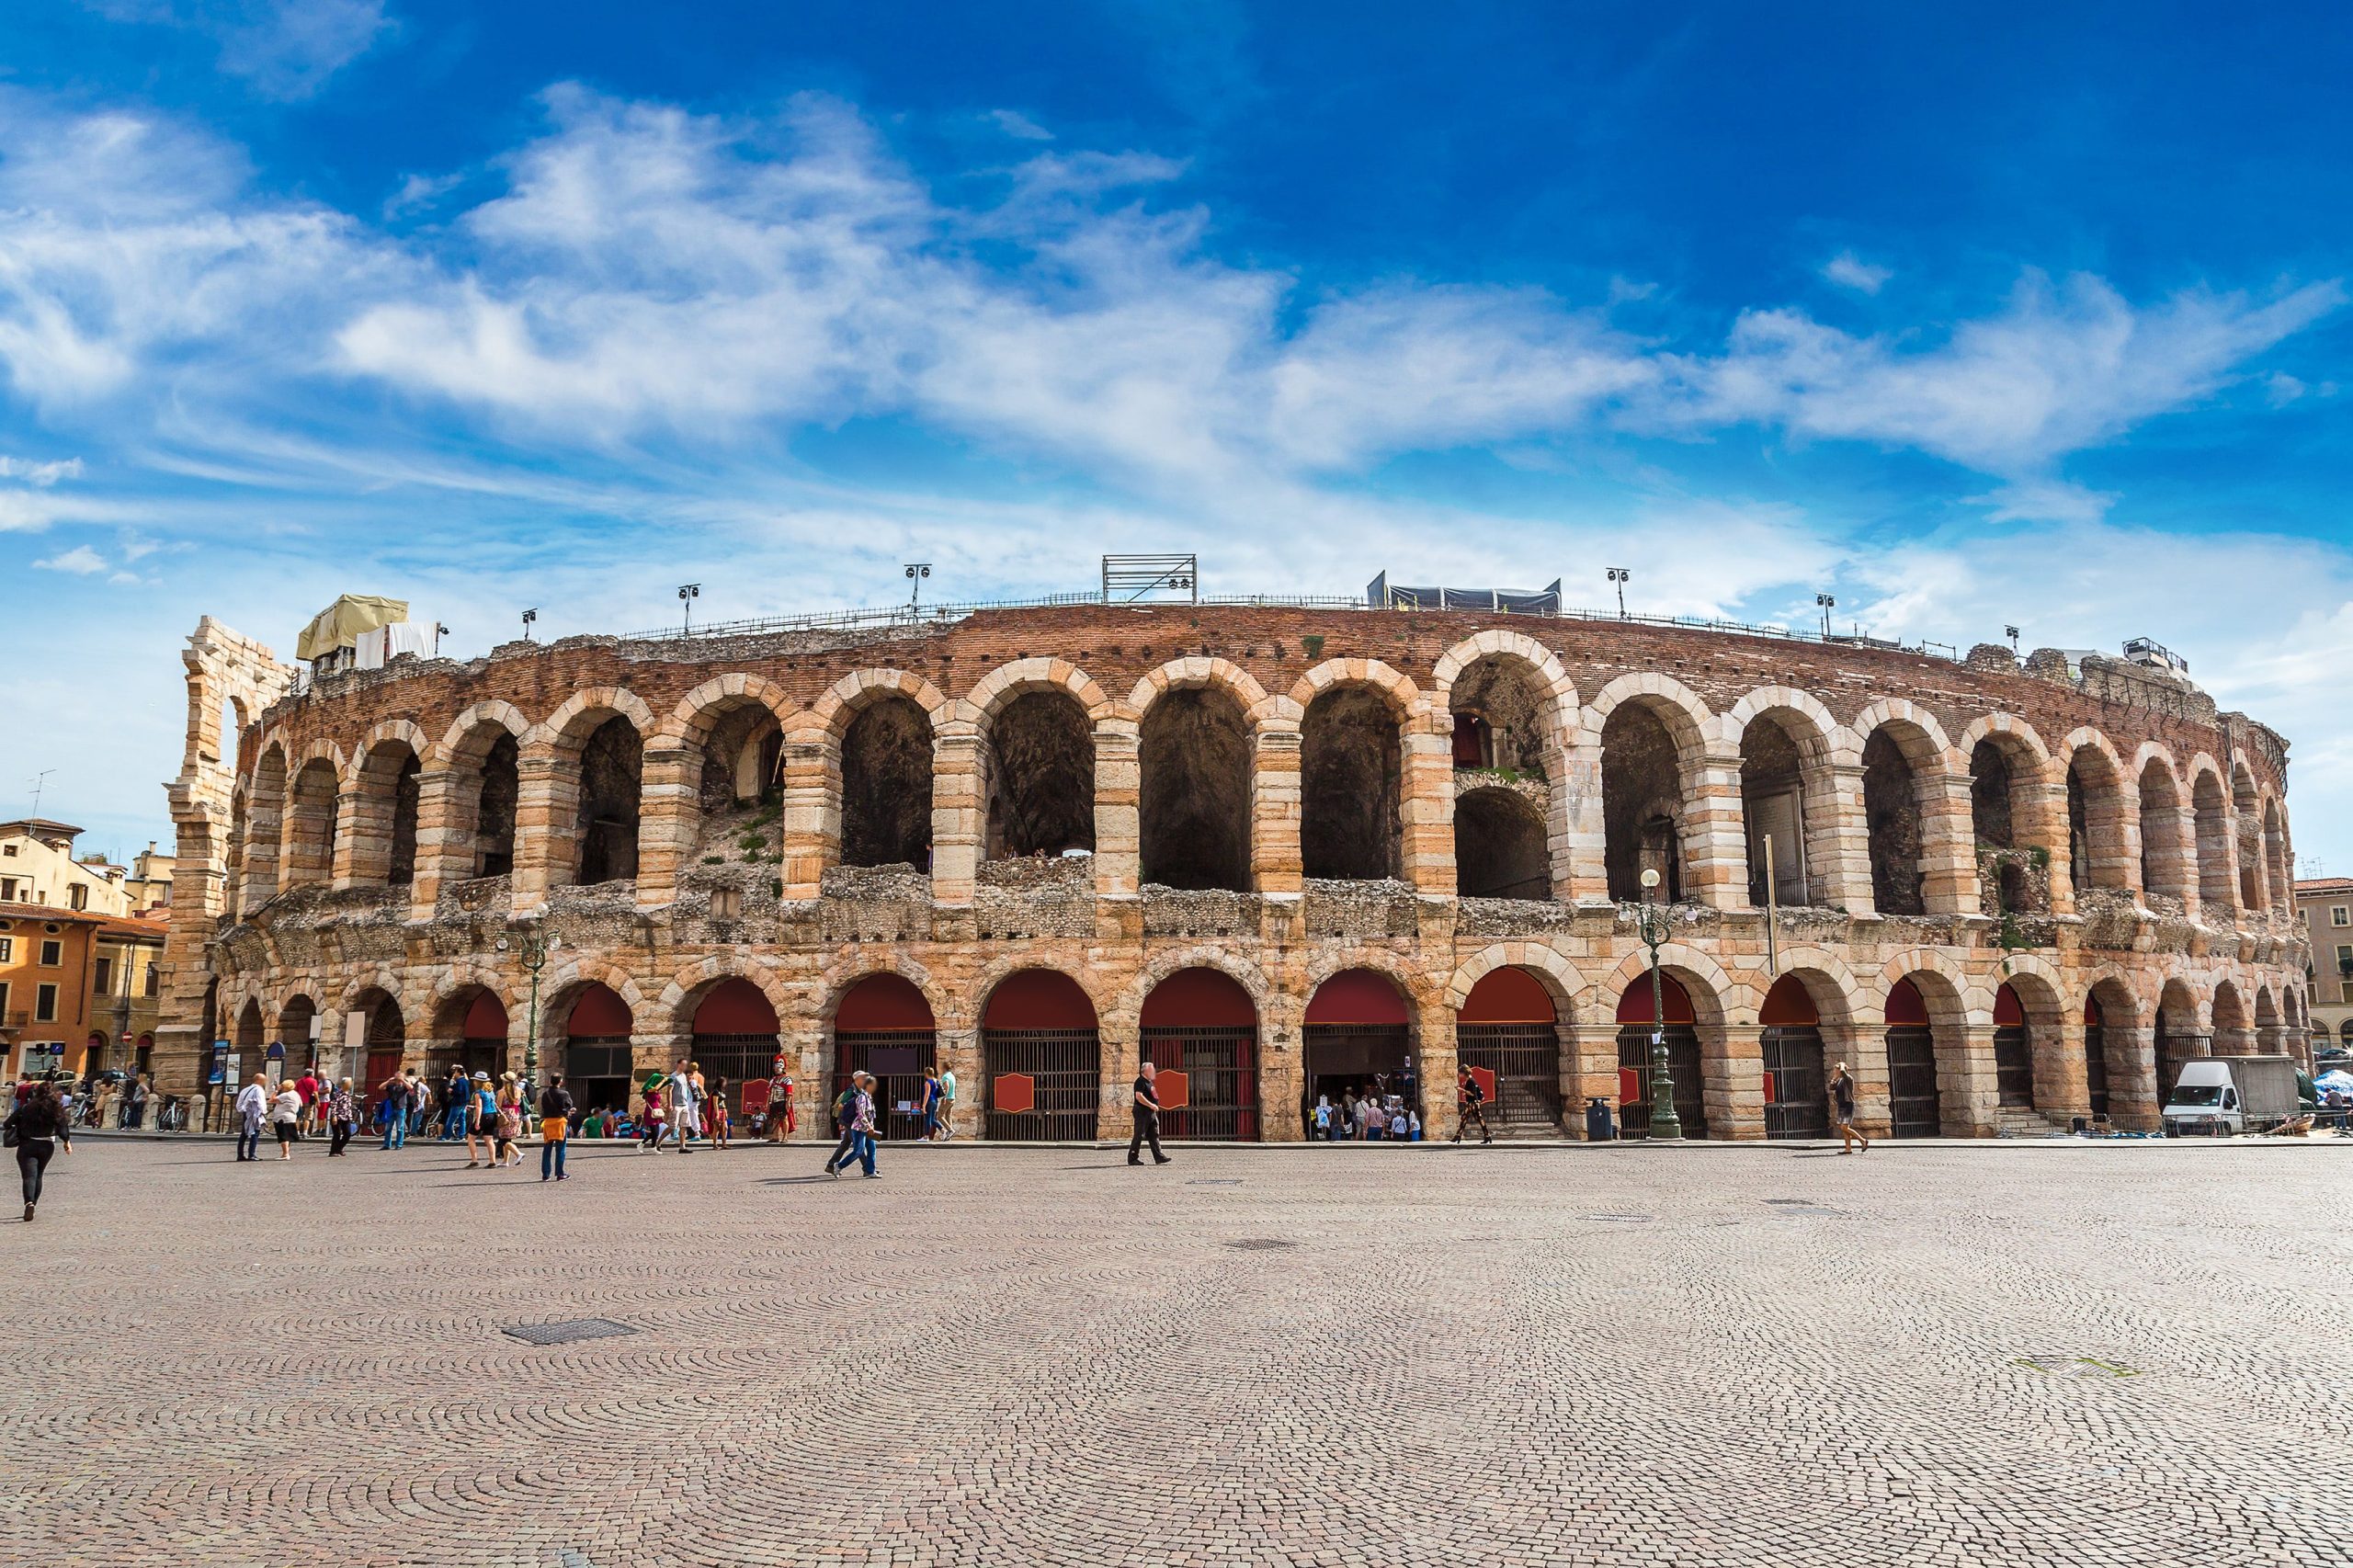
[1635,866,1683,1141]
[497,928,559,1104]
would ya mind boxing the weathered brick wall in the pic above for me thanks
[170,605,2304,1141]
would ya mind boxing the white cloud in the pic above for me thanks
[33,543,107,574]
[1822,251,1891,294]
[82,1,392,99]
[0,456,83,485]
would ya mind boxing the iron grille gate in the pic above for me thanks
[1142,1026,1258,1141]
[984,1028,1101,1142]
[2084,1024,2109,1119]
[1615,1025,1707,1138]
[692,1033,783,1121]
[1761,1025,1829,1140]
[1455,1024,1563,1133]
[1993,1025,2035,1108]
[834,1029,938,1142]
[1886,1026,1941,1138]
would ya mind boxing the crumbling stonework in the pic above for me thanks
[163,601,2303,1145]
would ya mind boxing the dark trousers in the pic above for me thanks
[1128,1109,1165,1162]
[17,1140,55,1206]
[329,1119,354,1155]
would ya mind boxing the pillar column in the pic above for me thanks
[1093,722,1140,898]
[1252,722,1302,895]
[1685,752,1748,909]
[930,731,983,907]
[635,744,697,907]
[1400,724,1456,896]
[779,731,834,902]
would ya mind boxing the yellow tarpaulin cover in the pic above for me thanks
[296,595,409,661]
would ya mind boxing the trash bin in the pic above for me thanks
[1585,1096,1615,1142]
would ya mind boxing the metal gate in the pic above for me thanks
[1455,1023,1563,1134]
[1886,1026,1941,1137]
[1993,1025,2035,1108]
[2084,1023,2109,1119]
[984,1028,1101,1142]
[692,1032,783,1120]
[1761,1025,1828,1140]
[1142,1026,1257,1141]
[834,1029,937,1142]
[1615,1025,1707,1138]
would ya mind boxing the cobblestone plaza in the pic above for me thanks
[6,1138,2347,1567]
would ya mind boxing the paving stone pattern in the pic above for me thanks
[5,1139,2349,1567]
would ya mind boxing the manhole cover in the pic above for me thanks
[1227,1237,1296,1251]
[502,1318,638,1346]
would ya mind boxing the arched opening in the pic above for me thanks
[1303,968,1417,1124]
[562,983,635,1119]
[984,690,1096,860]
[283,758,340,888]
[1884,979,1942,1138]
[2083,992,2111,1122]
[1861,728,1928,916]
[1615,972,1706,1137]
[1453,787,1551,901]
[833,974,938,1143]
[1140,968,1259,1141]
[840,696,933,869]
[1300,686,1402,881]
[689,698,784,863]
[1759,974,1829,1140]
[278,994,318,1075]
[429,987,505,1083]
[982,971,1100,1142]
[350,741,423,888]
[1993,983,2035,1108]
[2232,764,2265,910]
[1455,966,1563,1135]
[1138,686,1252,891]
[690,978,783,1128]
[2137,759,2188,910]
[1447,653,1552,776]
[1741,711,1827,908]
[2067,748,2127,895]
[244,744,286,904]
[574,715,643,886]
[1601,703,1690,903]
[2190,771,2233,917]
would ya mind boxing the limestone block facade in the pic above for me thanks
[156,603,2306,1142]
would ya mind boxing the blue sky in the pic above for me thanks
[3,1,2349,870]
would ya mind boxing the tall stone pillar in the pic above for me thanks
[929,731,983,906]
[779,730,835,901]
[1400,724,1456,895]
[635,744,697,908]
[1092,722,1141,898]
[1252,722,1302,895]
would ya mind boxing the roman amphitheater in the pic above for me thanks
[153,587,2308,1142]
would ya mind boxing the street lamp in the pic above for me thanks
[1635,866,1683,1142]
[498,928,560,1104]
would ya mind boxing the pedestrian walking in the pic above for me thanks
[234,1072,269,1162]
[327,1078,358,1155]
[1453,1067,1495,1145]
[1128,1059,1171,1166]
[1829,1062,1870,1153]
[708,1076,732,1151]
[540,1074,575,1181]
[824,1072,878,1178]
[6,1080,73,1221]
[269,1081,302,1159]
[494,1076,524,1168]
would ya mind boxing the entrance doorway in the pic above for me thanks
[833,974,938,1142]
[1454,966,1563,1136]
[1140,969,1259,1141]
[1615,973,1706,1138]
[982,971,1100,1142]
[1302,968,1416,1134]
[1885,978,1941,1138]
[1758,974,1828,1140]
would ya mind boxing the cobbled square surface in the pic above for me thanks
[6,1138,2348,1566]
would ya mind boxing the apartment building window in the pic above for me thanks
[92,956,112,994]
[34,983,58,1022]
[38,939,62,966]
[68,884,87,911]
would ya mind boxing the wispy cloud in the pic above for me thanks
[1822,251,1891,294]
